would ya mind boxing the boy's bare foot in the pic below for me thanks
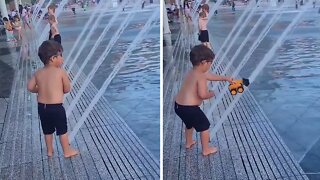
[47,151,53,157]
[186,140,196,149]
[64,148,79,158]
[202,147,218,156]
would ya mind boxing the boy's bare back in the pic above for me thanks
[28,66,70,104]
[176,69,213,106]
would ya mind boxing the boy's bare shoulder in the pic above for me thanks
[204,71,218,79]
[58,68,68,74]
[187,69,203,79]
[37,67,65,75]
[196,71,207,79]
[33,68,44,76]
[53,67,67,76]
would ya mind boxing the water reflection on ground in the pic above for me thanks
[209,8,320,179]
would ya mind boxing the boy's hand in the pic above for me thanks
[227,77,234,84]
[27,75,38,93]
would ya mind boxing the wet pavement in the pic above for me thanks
[207,5,320,179]
[0,35,20,98]
[0,30,22,138]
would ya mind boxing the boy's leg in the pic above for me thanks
[44,134,54,157]
[205,42,212,50]
[59,133,78,158]
[185,127,196,148]
[208,42,212,50]
[200,130,218,156]
[202,42,207,47]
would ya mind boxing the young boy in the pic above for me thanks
[48,15,61,44]
[27,40,78,158]
[174,45,233,156]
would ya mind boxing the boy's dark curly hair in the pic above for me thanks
[190,45,215,66]
[38,40,63,65]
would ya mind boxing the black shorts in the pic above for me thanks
[53,34,61,44]
[48,30,52,40]
[174,102,210,132]
[198,30,209,43]
[38,103,67,135]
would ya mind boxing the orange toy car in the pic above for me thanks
[228,78,250,95]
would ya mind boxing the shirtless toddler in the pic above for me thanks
[175,45,233,156]
[198,4,211,49]
[27,40,78,158]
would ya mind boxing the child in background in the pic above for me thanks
[198,11,211,49]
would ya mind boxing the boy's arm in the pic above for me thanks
[61,69,71,93]
[27,75,38,93]
[197,78,214,100]
[205,72,234,84]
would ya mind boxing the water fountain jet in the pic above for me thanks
[69,9,159,142]
[209,2,312,138]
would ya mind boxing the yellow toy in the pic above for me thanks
[228,78,250,95]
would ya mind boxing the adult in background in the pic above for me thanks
[19,4,23,16]
[184,0,192,22]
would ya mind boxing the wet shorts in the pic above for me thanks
[38,103,67,135]
[174,102,210,132]
[198,30,209,43]
[53,34,61,44]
